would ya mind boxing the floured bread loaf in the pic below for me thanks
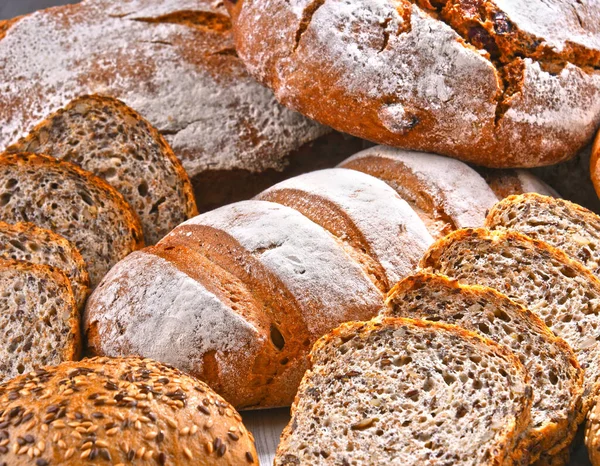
[0,259,79,382]
[385,272,584,462]
[0,221,89,309]
[7,95,198,245]
[275,318,533,465]
[85,200,386,408]
[0,0,367,211]
[421,228,600,413]
[0,152,143,287]
[338,146,551,238]
[486,193,600,275]
[257,167,433,289]
[476,168,559,200]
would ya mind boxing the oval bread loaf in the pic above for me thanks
[0,357,259,465]
[275,317,533,465]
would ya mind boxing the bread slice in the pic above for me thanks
[0,258,79,382]
[275,317,532,466]
[587,395,600,466]
[6,95,198,245]
[486,193,600,276]
[0,152,144,286]
[0,221,89,308]
[338,147,499,238]
[421,228,600,414]
[257,168,433,291]
[385,272,584,462]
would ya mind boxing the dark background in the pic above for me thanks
[0,1,78,19]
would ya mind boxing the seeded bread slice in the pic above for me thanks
[586,396,600,465]
[6,95,198,245]
[385,272,584,462]
[0,221,89,309]
[0,152,144,287]
[0,258,80,382]
[420,228,600,414]
[275,317,532,466]
[486,193,600,276]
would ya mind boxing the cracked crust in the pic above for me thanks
[228,0,600,168]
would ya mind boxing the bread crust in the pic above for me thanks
[590,130,600,203]
[0,356,259,465]
[229,0,600,168]
[278,317,533,466]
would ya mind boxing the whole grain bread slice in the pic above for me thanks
[0,221,89,308]
[0,258,80,382]
[420,228,600,414]
[0,152,144,287]
[275,317,532,466]
[385,272,584,462]
[486,193,600,276]
[6,95,198,245]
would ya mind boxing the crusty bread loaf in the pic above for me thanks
[228,0,600,168]
[486,193,600,275]
[0,152,144,287]
[256,167,433,289]
[476,168,559,200]
[6,95,198,245]
[0,258,79,382]
[275,317,533,465]
[385,272,584,462]
[420,228,600,414]
[0,356,258,465]
[0,221,89,309]
[338,147,499,238]
[85,200,385,409]
[590,133,600,212]
[0,0,367,211]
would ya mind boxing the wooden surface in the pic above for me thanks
[0,0,78,19]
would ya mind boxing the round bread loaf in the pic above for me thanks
[228,0,600,168]
[0,357,258,466]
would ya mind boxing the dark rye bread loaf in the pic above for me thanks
[0,357,259,465]
[228,0,600,168]
[420,228,600,414]
[0,153,143,287]
[486,193,600,275]
[384,272,584,463]
[0,221,89,309]
[6,95,198,245]
[0,0,368,211]
[0,259,79,382]
[275,318,533,466]
[338,146,556,238]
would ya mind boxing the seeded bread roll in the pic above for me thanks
[0,221,89,309]
[0,152,144,287]
[385,272,584,463]
[0,357,258,465]
[228,0,600,168]
[275,317,533,465]
[256,167,433,289]
[0,259,79,383]
[6,95,198,245]
[420,228,600,414]
[486,193,600,275]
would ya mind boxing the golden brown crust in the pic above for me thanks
[587,399,600,466]
[590,130,600,201]
[0,357,258,465]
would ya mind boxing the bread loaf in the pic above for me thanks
[586,397,600,466]
[228,0,600,168]
[0,356,259,465]
[0,0,367,211]
[275,318,533,465]
[421,228,600,413]
[6,95,198,245]
[0,259,79,382]
[476,168,559,200]
[486,193,600,275]
[385,272,584,462]
[0,152,144,287]
[0,221,89,309]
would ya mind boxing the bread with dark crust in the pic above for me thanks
[0,356,259,465]
[228,0,600,168]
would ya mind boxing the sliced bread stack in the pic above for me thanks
[275,318,533,465]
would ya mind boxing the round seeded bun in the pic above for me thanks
[0,357,258,466]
